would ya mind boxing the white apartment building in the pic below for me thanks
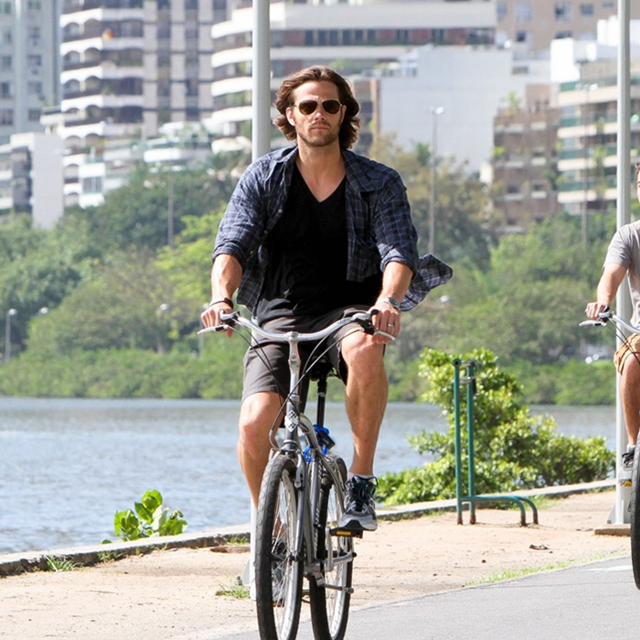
[0,132,65,228]
[553,19,640,217]
[59,0,214,204]
[495,0,640,59]
[0,0,62,144]
[376,45,550,174]
[209,0,497,151]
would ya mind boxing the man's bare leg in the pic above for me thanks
[621,357,640,446]
[341,333,387,476]
[237,391,283,507]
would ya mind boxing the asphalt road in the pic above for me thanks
[219,555,637,640]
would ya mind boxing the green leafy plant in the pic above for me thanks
[112,490,187,541]
[377,348,614,506]
[44,555,77,572]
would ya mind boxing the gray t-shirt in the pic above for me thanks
[605,220,640,326]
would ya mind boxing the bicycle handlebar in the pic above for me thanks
[580,307,640,335]
[198,309,395,342]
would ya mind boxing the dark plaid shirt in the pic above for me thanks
[212,146,452,313]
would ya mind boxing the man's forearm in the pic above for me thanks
[210,254,243,301]
[376,261,413,305]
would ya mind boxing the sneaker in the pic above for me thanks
[619,447,636,486]
[338,476,378,532]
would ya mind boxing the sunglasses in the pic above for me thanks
[293,99,343,116]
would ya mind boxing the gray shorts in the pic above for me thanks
[242,306,370,403]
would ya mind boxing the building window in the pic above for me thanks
[27,27,41,48]
[580,3,594,16]
[515,2,532,22]
[28,1,42,10]
[555,2,572,21]
[0,3,11,15]
[0,109,12,124]
[28,82,42,96]
[555,30,572,38]
[516,30,531,43]
[28,109,40,122]
[0,82,11,98]
[82,176,103,194]
[497,1,507,20]
[0,56,10,70]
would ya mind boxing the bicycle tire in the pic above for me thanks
[309,457,353,640]
[255,453,303,640]
[630,446,640,589]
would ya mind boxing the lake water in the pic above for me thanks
[0,398,616,555]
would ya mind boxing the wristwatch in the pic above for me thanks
[379,297,400,311]
[207,296,234,309]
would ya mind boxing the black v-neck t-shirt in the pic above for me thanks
[256,166,381,323]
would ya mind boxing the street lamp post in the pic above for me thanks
[168,169,174,249]
[582,83,598,244]
[429,107,444,256]
[4,308,17,363]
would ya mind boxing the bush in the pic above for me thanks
[377,348,615,505]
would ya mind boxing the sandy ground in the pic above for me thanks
[0,490,630,640]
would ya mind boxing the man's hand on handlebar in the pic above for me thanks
[369,302,400,344]
[584,302,611,322]
[200,300,235,338]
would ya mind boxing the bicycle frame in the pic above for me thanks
[199,311,388,584]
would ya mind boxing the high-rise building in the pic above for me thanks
[209,0,496,152]
[0,0,62,144]
[58,0,214,204]
[495,0,640,59]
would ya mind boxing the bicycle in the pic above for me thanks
[580,307,640,589]
[199,309,392,640]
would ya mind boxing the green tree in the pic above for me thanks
[27,249,185,355]
[432,214,608,365]
[75,165,235,255]
[368,135,499,268]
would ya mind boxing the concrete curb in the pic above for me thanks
[0,479,618,578]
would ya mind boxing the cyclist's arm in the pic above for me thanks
[371,261,413,342]
[201,254,243,335]
[585,262,627,319]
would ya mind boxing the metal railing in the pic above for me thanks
[453,358,539,526]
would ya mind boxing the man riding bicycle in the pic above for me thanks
[201,66,452,532]
[585,161,640,484]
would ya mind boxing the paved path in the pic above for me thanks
[220,555,636,640]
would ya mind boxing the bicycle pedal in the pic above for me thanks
[330,527,363,539]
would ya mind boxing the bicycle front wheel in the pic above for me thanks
[630,446,640,589]
[309,457,353,640]
[255,453,303,640]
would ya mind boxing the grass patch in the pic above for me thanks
[44,556,78,572]
[215,583,250,599]
[468,551,624,586]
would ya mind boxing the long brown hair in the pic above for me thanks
[273,66,361,149]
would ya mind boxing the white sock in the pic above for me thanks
[348,472,374,481]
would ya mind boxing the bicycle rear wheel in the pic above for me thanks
[309,457,353,640]
[255,453,303,640]
[630,446,640,589]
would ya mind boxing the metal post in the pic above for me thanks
[466,361,477,524]
[168,169,174,249]
[252,0,271,161]
[4,309,17,362]
[615,0,632,524]
[428,107,444,256]
[453,359,464,524]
